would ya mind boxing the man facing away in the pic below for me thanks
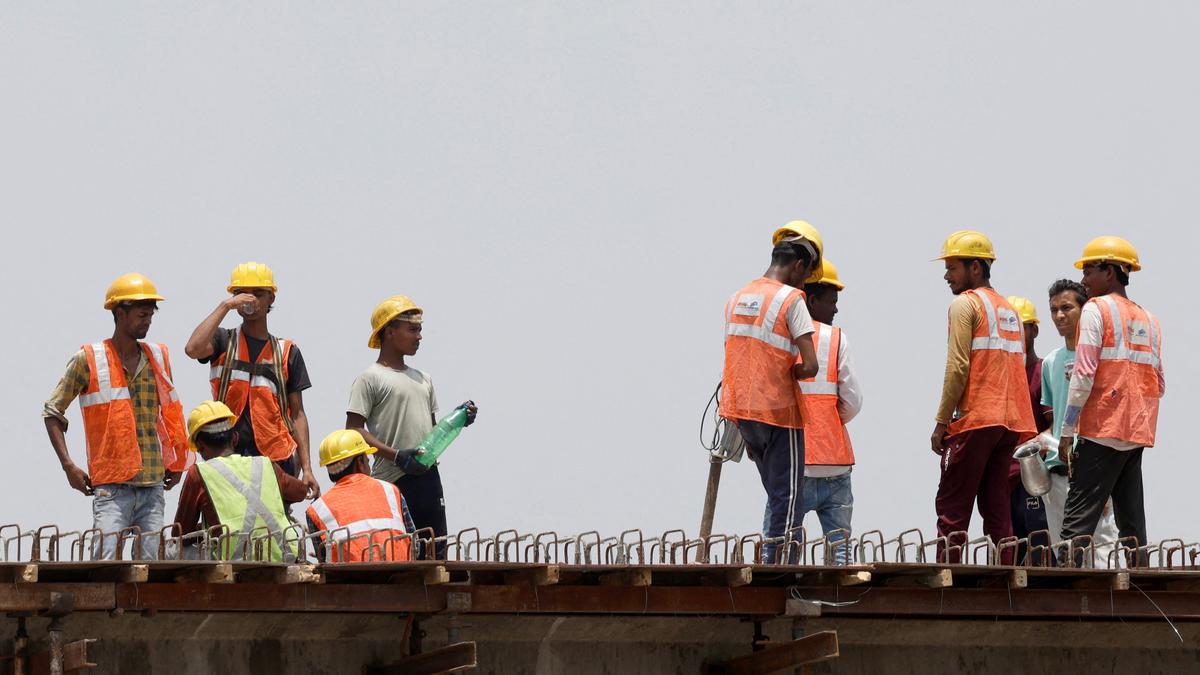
[1059,237,1164,567]
[173,401,305,561]
[796,259,862,565]
[1039,279,1118,559]
[43,273,189,560]
[306,429,418,562]
[930,231,1035,564]
[722,221,820,564]
[184,262,319,499]
[347,296,477,559]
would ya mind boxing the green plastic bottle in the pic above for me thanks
[414,404,472,467]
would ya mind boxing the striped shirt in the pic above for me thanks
[43,349,164,486]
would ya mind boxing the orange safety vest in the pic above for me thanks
[1077,294,1163,447]
[797,323,854,465]
[79,340,189,485]
[305,473,412,562]
[209,330,296,462]
[947,288,1036,438]
[722,277,808,429]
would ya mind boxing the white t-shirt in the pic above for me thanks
[347,363,439,482]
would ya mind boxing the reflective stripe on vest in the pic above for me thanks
[78,343,131,407]
[725,284,801,354]
[308,480,406,540]
[207,366,282,395]
[198,456,295,562]
[798,324,838,396]
[971,291,1025,355]
[1096,295,1162,368]
[142,343,181,404]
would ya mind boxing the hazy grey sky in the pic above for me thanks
[3,3,1196,547]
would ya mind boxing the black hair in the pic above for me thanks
[974,259,991,281]
[1047,279,1088,305]
[803,283,838,301]
[194,428,235,450]
[770,241,814,268]
[112,300,158,324]
[1109,264,1130,287]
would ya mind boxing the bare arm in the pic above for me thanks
[346,412,400,461]
[44,417,92,495]
[790,335,819,380]
[289,391,319,498]
[184,295,256,359]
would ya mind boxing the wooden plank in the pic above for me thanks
[237,565,319,584]
[1008,570,1028,589]
[91,564,148,584]
[725,567,754,588]
[883,568,953,589]
[1072,571,1129,591]
[704,631,839,674]
[503,565,560,586]
[389,565,450,586]
[598,568,653,587]
[29,638,97,674]
[366,641,477,674]
[173,563,233,584]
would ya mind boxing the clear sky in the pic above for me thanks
[2,3,1194,548]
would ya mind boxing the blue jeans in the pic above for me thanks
[801,473,854,565]
[91,484,164,560]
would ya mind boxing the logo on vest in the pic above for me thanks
[1127,321,1150,347]
[733,294,764,317]
[997,308,1020,332]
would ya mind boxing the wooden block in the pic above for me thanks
[725,567,753,587]
[174,563,233,584]
[389,565,450,586]
[92,564,148,583]
[1072,571,1129,591]
[837,571,872,587]
[504,565,560,586]
[918,569,953,589]
[1007,570,1028,589]
[238,565,319,584]
[0,564,38,584]
[599,568,653,587]
[784,598,822,617]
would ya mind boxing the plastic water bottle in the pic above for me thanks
[414,404,472,467]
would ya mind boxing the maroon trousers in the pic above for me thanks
[935,425,1020,564]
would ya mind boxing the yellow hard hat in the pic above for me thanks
[319,429,376,467]
[227,262,278,293]
[808,259,845,290]
[368,295,423,348]
[771,220,824,266]
[104,273,166,310]
[1074,236,1141,272]
[935,230,996,261]
[1006,296,1039,324]
[187,400,238,452]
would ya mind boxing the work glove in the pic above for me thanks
[394,449,429,475]
[459,400,478,427]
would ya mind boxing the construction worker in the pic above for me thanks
[306,429,417,562]
[1006,296,1052,565]
[43,273,189,560]
[347,296,477,559]
[173,401,305,561]
[184,262,319,499]
[1059,237,1164,567]
[723,221,820,564]
[797,259,862,565]
[1039,279,1118,560]
[931,231,1035,564]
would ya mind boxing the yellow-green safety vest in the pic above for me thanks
[196,455,297,562]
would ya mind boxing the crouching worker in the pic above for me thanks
[306,430,417,562]
[173,401,306,561]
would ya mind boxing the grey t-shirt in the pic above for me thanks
[347,363,438,483]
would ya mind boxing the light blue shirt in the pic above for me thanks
[1040,346,1074,468]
